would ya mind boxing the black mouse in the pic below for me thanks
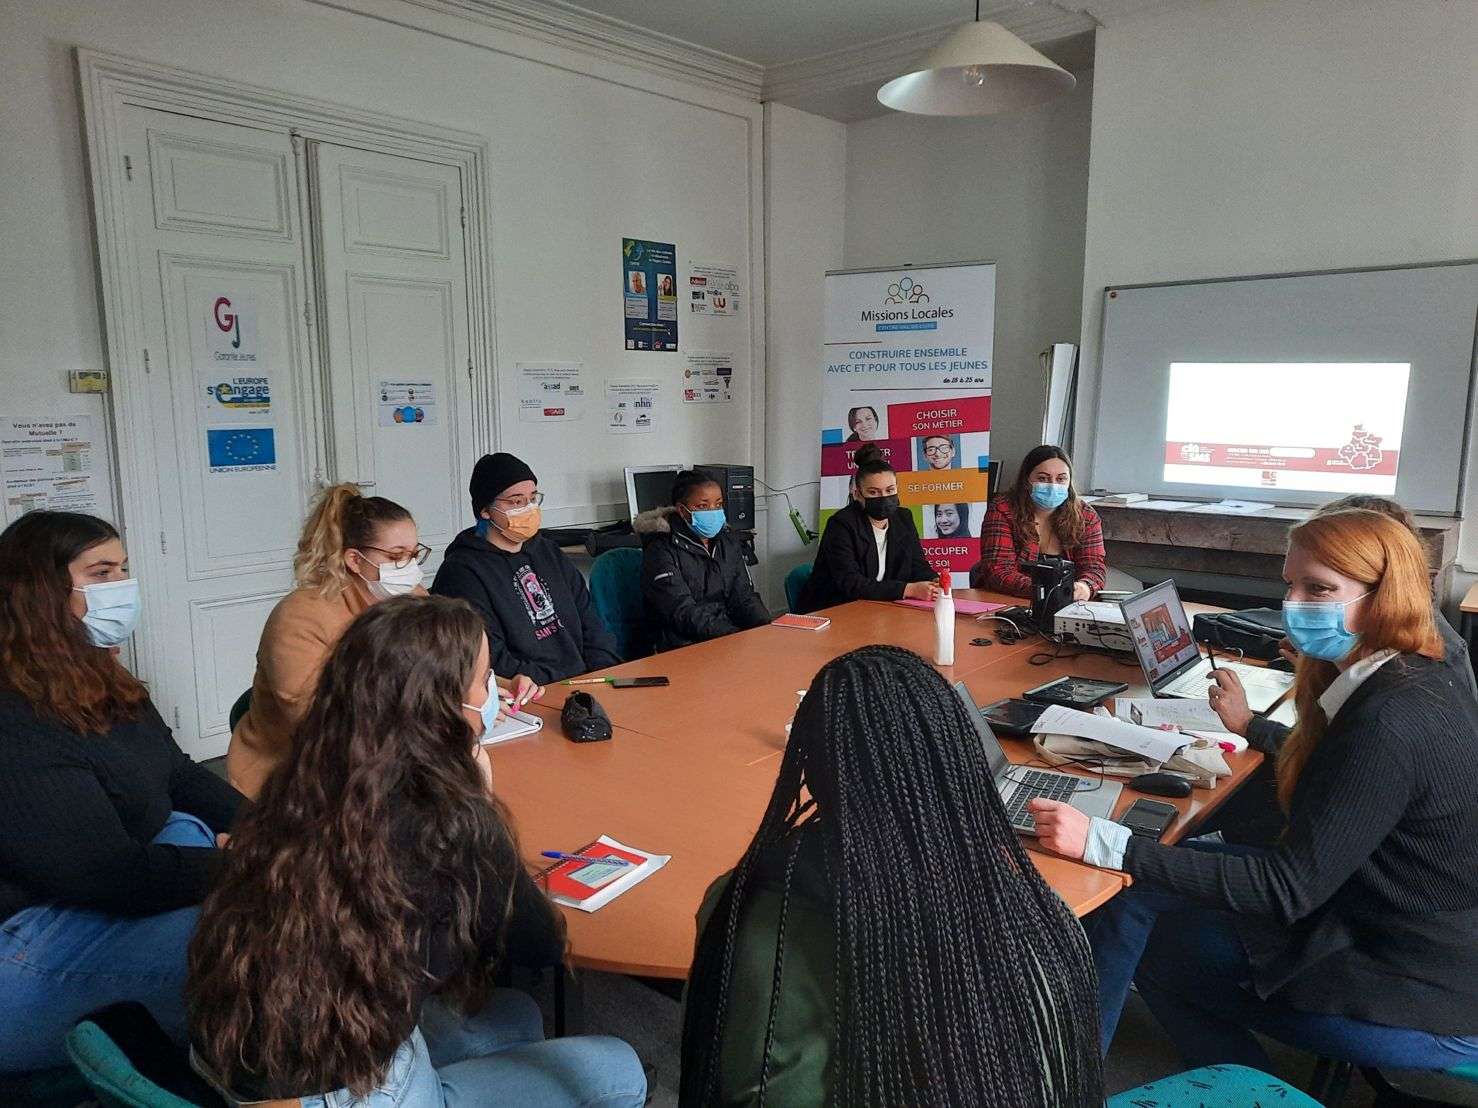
[1129,772,1193,799]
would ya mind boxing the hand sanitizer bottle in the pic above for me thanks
[934,578,955,667]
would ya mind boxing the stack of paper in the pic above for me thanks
[1114,697,1227,732]
[1030,704,1186,763]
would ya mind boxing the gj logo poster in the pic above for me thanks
[623,239,678,351]
[206,294,257,365]
[818,263,996,588]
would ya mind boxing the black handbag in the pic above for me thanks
[560,690,613,743]
[1192,607,1287,662]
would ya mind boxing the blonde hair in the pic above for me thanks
[293,484,413,597]
[1276,509,1443,810]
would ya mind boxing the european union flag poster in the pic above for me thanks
[622,238,678,352]
[207,427,277,473]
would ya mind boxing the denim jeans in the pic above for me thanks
[287,991,645,1108]
[0,811,214,1072]
[1085,839,1478,1072]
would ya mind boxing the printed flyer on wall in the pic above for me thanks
[1,415,99,518]
[607,380,660,434]
[682,352,735,404]
[518,363,586,422]
[688,262,741,317]
[376,380,438,427]
[818,264,996,588]
[622,238,678,351]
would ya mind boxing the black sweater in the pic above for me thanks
[798,501,935,613]
[432,528,621,685]
[217,808,564,1100]
[0,691,246,920]
[1125,654,1478,1035]
[636,508,770,651]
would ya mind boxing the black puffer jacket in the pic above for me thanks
[636,508,770,651]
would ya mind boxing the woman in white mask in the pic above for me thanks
[229,484,540,797]
[0,510,246,1070]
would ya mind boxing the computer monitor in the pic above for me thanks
[624,464,688,520]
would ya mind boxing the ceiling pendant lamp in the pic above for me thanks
[877,0,1076,116]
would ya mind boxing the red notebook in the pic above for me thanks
[771,613,830,631]
[540,835,669,912]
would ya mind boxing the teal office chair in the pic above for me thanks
[1107,1064,1319,1107]
[784,563,812,613]
[66,1003,229,1107]
[589,547,651,660]
[227,688,251,732]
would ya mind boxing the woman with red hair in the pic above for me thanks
[0,511,246,1070]
[1033,509,1478,1073]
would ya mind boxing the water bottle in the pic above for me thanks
[933,578,955,667]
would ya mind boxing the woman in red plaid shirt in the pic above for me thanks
[969,445,1106,599]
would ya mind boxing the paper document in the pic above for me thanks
[1115,698,1228,732]
[1032,704,1186,763]
[1123,499,1201,511]
[481,709,543,745]
[1182,499,1276,515]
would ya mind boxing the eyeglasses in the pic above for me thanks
[923,444,954,457]
[360,543,432,569]
[495,491,545,511]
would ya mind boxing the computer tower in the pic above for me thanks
[697,462,755,531]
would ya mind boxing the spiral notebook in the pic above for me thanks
[480,709,543,746]
[539,835,670,913]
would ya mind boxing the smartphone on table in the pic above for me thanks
[609,676,670,688]
[1118,799,1178,840]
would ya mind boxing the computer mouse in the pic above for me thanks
[1129,772,1193,799]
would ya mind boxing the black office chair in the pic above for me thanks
[227,689,251,732]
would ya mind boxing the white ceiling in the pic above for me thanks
[564,0,1070,67]
[496,0,1187,120]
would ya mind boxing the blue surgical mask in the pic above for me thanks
[462,673,502,743]
[1282,593,1369,662]
[686,507,726,539]
[1030,482,1069,511]
[73,578,141,647]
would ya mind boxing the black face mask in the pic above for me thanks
[861,493,899,521]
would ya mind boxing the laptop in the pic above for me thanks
[1119,580,1294,721]
[952,682,1123,835]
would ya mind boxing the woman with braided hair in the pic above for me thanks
[680,645,1103,1107]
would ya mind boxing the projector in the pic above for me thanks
[1053,601,1133,651]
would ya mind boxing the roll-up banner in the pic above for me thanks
[820,263,996,588]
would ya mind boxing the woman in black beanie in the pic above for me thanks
[431,453,621,682]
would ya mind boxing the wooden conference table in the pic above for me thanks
[489,590,1263,979]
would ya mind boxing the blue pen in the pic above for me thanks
[541,851,632,866]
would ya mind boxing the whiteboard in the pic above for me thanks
[1090,261,1478,514]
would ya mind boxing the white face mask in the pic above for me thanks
[358,559,424,601]
[73,578,142,647]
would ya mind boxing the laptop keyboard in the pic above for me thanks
[1003,769,1082,833]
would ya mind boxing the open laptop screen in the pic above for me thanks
[1121,581,1200,686]
[952,681,1010,780]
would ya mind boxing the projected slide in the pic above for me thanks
[1163,362,1410,495]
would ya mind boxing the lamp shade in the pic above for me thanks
[877,20,1076,115]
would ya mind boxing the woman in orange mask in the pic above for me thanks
[431,453,621,683]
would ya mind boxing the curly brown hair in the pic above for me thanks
[1006,444,1088,549]
[188,595,537,1096]
[0,511,148,732]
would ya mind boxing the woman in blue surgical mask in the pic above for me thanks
[636,468,771,651]
[970,444,1107,601]
[0,511,247,1071]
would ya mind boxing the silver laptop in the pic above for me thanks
[953,682,1122,835]
[1119,580,1294,717]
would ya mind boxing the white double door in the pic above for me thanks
[115,106,477,757]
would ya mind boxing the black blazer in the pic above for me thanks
[799,501,935,613]
[1125,654,1478,1035]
